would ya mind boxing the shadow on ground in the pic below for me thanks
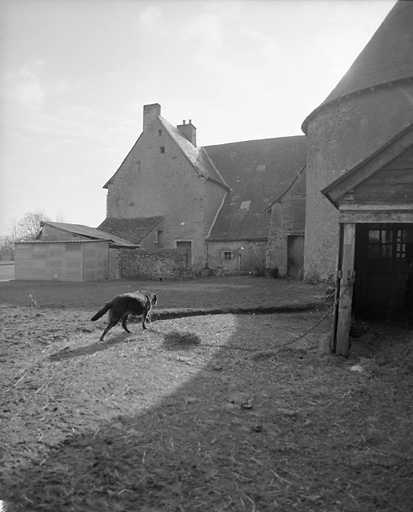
[1,311,412,512]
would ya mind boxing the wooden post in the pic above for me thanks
[335,223,356,357]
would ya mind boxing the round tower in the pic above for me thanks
[302,0,413,282]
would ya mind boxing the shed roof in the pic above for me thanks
[40,221,138,248]
[98,217,164,244]
[204,136,307,240]
[302,1,413,132]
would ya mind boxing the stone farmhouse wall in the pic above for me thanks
[119,248,193,280]
[105,105,226,271]
[267,170,306,277]
[207,240,267,274]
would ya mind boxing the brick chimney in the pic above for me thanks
[177,119,197,147]
[143,103,161,131]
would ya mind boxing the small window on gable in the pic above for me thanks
[240,200,251,210]
[223,251,233,261]
[256,164,266,171]
[158,129,162,136]
[160,146,165,154]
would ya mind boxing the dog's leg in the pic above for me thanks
[100,320,118,341]
[142,308,153,330]
[142,310,148,330]
[121,314,132,334]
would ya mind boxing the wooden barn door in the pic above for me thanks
[287,235,304,279]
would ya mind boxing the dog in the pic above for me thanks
[91,290,157,341]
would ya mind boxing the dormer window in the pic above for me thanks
[240,200,251,210]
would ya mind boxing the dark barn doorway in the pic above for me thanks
[354,223,413,321]
[287,235,304,279]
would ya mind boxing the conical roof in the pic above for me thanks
[302,0,413,132]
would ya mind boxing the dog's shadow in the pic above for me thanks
[49,331,135,361]
[161,330,202,351]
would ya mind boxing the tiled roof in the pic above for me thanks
[40,221,138,248]
[303,1,413,132]
[98,217,164,244]
[204,136,307,240]
[159,117,230,190]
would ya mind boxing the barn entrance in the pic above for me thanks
[354,223,413,321]
[287,235,304,279]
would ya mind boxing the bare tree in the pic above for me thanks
[14,210,50,241]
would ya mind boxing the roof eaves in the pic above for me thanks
[302,78,413,134]
[159,117,229,190]
[321,124,413,207]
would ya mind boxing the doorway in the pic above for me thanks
[176,241,192,266]
[287,235,304,279]
[354,223,413,320]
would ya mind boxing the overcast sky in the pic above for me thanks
[0,0,397,236]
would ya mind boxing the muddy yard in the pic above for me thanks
[0,277,412,511]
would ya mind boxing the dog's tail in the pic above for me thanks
[91,302,112,321]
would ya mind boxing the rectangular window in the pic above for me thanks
[158,129,162,136]
[256,164,266,171]
[160,146,165,153]
[222,251,233,261]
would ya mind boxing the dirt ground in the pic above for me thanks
[0,276,412,512]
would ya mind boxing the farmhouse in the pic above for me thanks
[99,104,307,276]
[302,0,413,354]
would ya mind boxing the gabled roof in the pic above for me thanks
[159,117,230,190]
[322,125,413,208]
[98,217,164,244]
[204,136,307,240]
[302,1,413,133]
[103,116,230,191]
[40,221,138,248]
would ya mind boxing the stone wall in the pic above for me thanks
[304,83,413,283]
[266,170,306,276]
[120,248,193,280]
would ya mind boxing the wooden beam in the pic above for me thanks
[339,211,413,224]
[335,223,356,357]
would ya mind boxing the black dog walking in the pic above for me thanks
[91,290,157,341]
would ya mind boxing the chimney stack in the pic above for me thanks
[143,103,161,131]
[177,119,197,147]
